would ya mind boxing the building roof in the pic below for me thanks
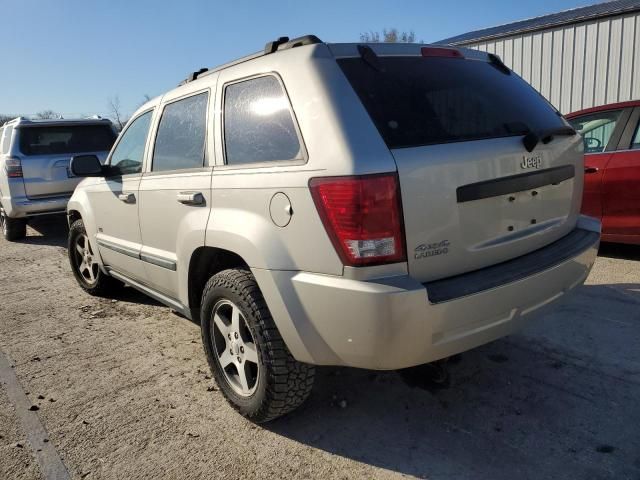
[437,0,640,45]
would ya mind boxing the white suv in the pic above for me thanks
[66,36,600,422]
[0,117,115,240]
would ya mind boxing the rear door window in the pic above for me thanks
[338,56,567,149]
[152,92,208,172]
[223,75,302,165]
[568,110,623,153]
[18,125,115,156]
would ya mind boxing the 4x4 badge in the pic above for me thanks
[414,240,450,259]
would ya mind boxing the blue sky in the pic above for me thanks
[0,0,594,119]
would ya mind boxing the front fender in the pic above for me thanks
[66,188,105,270]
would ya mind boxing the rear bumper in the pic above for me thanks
[254,216,600,370]
[1,194,70,218]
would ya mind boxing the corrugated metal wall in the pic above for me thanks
[465,11,640,113]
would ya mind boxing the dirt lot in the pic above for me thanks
[1,216,639,480]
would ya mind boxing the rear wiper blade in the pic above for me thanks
[522,126,576,152]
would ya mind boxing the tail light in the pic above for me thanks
[5,156,23,178]
[309,173,406,266]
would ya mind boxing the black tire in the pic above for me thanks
[68,219,122,296]
[201,268,315,423]
[0,206,26,241]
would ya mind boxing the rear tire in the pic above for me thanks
[200,268,315,423]
[0,206,26,241]
[68,219,122,296]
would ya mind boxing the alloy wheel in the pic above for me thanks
[74,233,99,284]
[211,299,260,397]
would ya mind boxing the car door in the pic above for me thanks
[600,107,640,241]
[137,87,213,301]
[568,107,631,219]
[90,109,155,281]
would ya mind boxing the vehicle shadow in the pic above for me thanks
[266,283,640,479]
[110,285,163,308]
[19,214,68,247]
[598,241,640,261]
[17,214,187,315]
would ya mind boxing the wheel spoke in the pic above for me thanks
[231,306,240,332]
[75,242,84,255]
[243,342,259,364]
[218,350,234,369]
[85,263,95,282]
[237,364,250,393]
[213,313,230,337]
[79,260,87,274]
[88,263,98,282]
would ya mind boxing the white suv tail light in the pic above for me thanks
[5,156,23,178]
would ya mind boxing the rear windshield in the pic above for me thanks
[18,125,116,156]
[338,56,566,149]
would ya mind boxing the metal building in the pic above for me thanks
[438,0,640,114]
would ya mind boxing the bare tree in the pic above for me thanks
[360,28,417,43]
[360,31,381,43]
[35,110,60,120]
[108,96,125,130]
[135,94,153,109]
[0,114,17,125]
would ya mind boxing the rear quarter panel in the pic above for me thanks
[204,44,400,275]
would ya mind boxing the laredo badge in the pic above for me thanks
[414,240,450,259]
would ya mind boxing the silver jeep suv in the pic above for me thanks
[66,36,600,422]
[0,117,115,240]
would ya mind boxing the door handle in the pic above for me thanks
[177,191,205,206]
[118,192,136,203]
[584,166,599,174]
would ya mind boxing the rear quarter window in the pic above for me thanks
[223,75,302,166]
[338,56,566,149]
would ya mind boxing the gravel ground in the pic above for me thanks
[0,216,639,480]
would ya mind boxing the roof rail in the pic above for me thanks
[178,67,210,86]
[265,36,290,54]
[273,35,322,52]
[178,34,322,86]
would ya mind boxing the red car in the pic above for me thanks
[567,101,640,245]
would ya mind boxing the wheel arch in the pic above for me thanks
[187,246,250,322]
[67,209,82,226]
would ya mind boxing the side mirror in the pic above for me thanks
[70,155,103,177]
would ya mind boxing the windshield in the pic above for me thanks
[18,125,116,156]
[338,56,566,149]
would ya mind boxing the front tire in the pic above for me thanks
[201,269,315,423]
[0,206,26,241]
[68,219,122,296]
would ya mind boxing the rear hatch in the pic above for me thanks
[16,123,115,198]
[337,47,583,282]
